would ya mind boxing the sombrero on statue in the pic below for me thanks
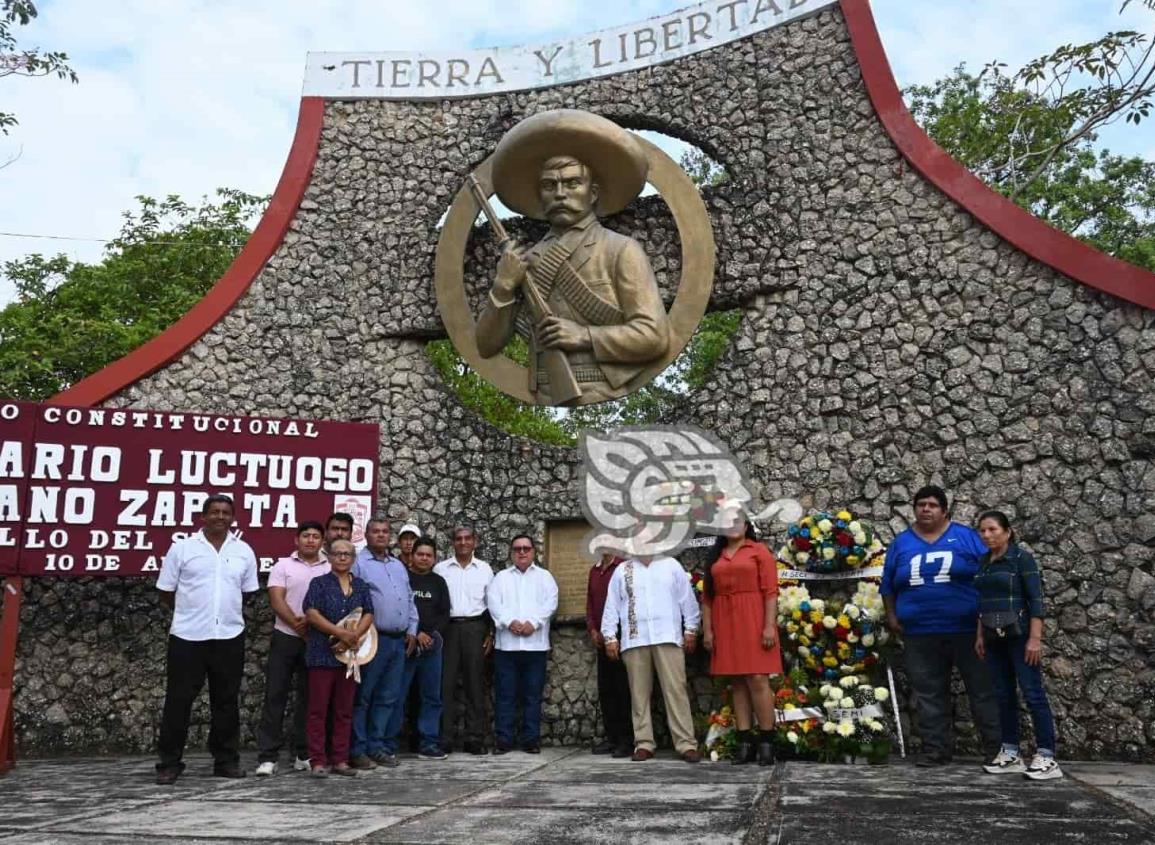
[490,109,649,220]
[331,608,378,682]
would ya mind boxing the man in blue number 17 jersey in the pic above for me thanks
[881,485,1000,766]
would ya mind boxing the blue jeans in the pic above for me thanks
[351,635,407,757]
[493,650,548,748]
[984,633,1057,754]
[386,646,444,752]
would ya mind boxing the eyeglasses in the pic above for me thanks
[330,552,355,558]
[511,546,533,552]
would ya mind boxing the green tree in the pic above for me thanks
[0,189,266,399]
[1,1,78,135]
[906,12,1155,269]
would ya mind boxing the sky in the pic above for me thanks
[0,0,1152,305]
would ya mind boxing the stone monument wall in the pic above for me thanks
[9,2,1155,759]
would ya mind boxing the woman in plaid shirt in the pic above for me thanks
[974,511,1061,781]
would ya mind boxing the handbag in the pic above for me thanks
[980,609,1024,639]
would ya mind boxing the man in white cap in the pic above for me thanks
[397,522,421,569]
[475,109,670,405]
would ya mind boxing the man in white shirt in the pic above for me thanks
[487,535,558,754]
[155,495,259,784]
[601,555,701,763]
[433,524,494,754]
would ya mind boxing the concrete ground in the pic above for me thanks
[1,750,1153,844]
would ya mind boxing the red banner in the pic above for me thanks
[0,401,379,576]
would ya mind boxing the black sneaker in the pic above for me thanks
[592,740,614,755]
[418,746,449,760]
[523,743,541,754]
[464,741,487,755]
[611,745,633,759]
[213,765,246,779]
[492,744,512,756]
[155,764,183,785]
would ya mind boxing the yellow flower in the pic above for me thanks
[822,656,838,668]
[810,610,823,623]
[836,511,852,521]
[846,555,860,567]
[792,610,803,621]
[837,615,851,628]
[799,635,811,647]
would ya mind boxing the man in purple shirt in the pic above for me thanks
[349,517,418,769]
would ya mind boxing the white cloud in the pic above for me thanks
[1,0,1152,305]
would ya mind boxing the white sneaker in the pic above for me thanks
[255,761,277,777]
[293,757,311,772]
[1024,755,1063,781]
[983,749,1026,774]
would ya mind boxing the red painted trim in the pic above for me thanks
[52,97,327,406]
[840,0,1155,310]
[0,576,22,774]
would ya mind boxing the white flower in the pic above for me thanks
[796,552,810,564]
[822,547,836,561]
[836,721,855,737]
[848,521,862,533]
[811,599,825,612]
[875,687,890,702]
[786,731,799,744]
[819,685,832,698]
[827,686,843,700]
[817,519,833,533]
[845,606,861,620]
[823,616,838,630]
[840,697,854,708]
[823,721,837,734]
[798,646,810,657]
[861,633,875,647]
[823,699,839,711]
[710,750,720,762]
[853,532,867,546]
[847,633,859,644]
[839,675,858,689]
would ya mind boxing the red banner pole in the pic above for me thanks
[0,575,22,775]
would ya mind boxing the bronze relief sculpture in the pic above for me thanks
[435,109,715,407]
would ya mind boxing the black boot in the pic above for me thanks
[757,739,775,766]
[732,730,756,765]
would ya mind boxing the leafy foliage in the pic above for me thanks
[908,55,1155,270]
[0,190,266,399]
[1,1,78,135]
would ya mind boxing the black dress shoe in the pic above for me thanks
[523,744,541,754]
[155,767,182,785]
[592,740,614,755]
[757,741,775,766]
[611,745,633,759]
[464,741,487,755]
[213,765,246,779]
[492,744,512,756]
[732,741,755,765]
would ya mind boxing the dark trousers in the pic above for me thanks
[307,667,357,766]
[596,647,633,748]
[904,632,1001,757]
[351,635,407,757]
[985,633,1058,753]
[388,647,443,752]
[156,633,245,772]
[441,618,488,746]
[493,650,548,747]
[256,630,308,763]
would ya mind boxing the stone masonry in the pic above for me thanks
[8,5,1155,759]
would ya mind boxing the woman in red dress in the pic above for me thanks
[701,515,782,765]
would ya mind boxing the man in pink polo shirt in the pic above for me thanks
[255,520,331,776]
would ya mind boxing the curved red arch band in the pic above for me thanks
[840,0,1155,310]
[51,97,327,408]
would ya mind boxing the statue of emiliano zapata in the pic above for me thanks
[475,110,670,405]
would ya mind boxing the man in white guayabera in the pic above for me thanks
[601,554,702,763]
